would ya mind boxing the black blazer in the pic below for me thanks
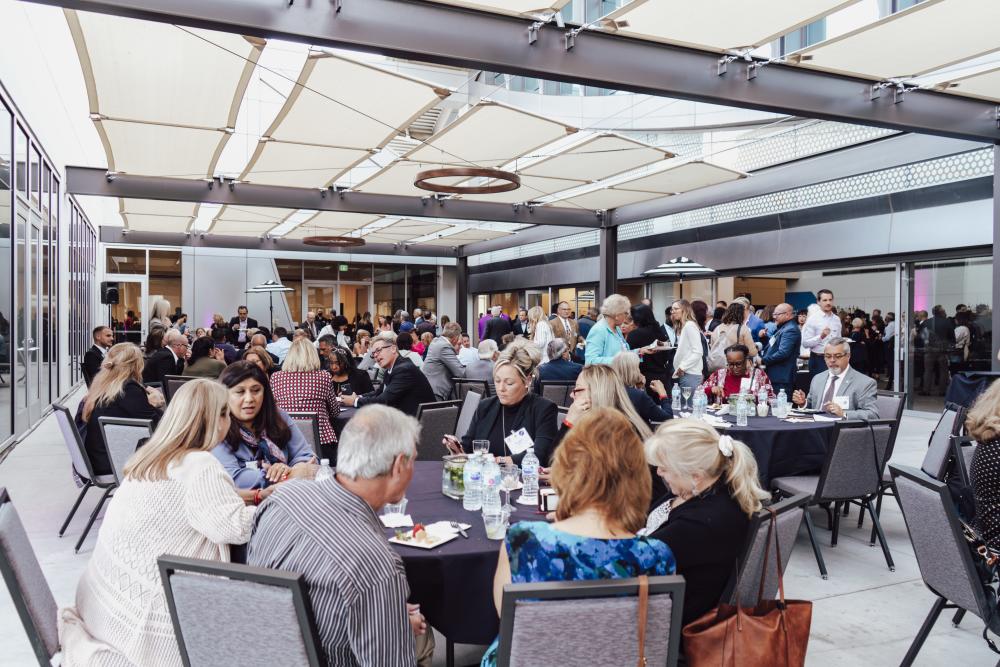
[483,317,513,346]
[142,348,184,386]
[83,346,105,386]
[461,392,558,466]
[650,481,750,625]
[356,356,434,417]
[228,317,259,346]
[626,386,672,423]
[331,367,375,397]
[627,324,672,388]
[85,380,162,476]
[512,319,530,337]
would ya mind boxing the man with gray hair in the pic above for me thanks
[483,305,512,348]
[422,321,468,400]
[342,331,435,415]
[248,405,434,666]
[142,328,188,385]
[793,337,878,419]
[464,339,498,384]
[537,338,583,384]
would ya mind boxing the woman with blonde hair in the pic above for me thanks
[671,299,707,400]
[610,351,672,423]
[566,363,652,438]
[241,344,274,374]
[149,299,172,330]
[353,329,372,357]
[480,409,676,666]
[965,381,1000,549]
[644,419,770,624]
[81,343,164,475]
[527,305,554,362]
[270,337,340,461]
[60,379,264,667]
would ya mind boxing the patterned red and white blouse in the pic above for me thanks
[270,370,340,445]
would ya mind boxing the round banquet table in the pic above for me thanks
[388,461,530,647]
[709,413,837,485]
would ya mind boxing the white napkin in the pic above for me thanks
[380,514,414,528]
[813,414,843,422]
[715,404,730,416]
[425,521,472,535]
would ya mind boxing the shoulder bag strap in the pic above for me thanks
[636,574,649,667]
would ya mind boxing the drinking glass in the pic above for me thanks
[472,439,490,456]
[383,497,408,519]
[681,387,692,411]
[500,463,520,514]
[483,509,508,540]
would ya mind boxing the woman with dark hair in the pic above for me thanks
[357,311,374,336]
[143,326,166,359]
[181,336,226,378]
[626,303,672,395]
[691,299,710,332]
[328,347,374,396]
[211,361,316,489]
[710,302,759,365]
[707,306,725,333]
[396,331,424,369]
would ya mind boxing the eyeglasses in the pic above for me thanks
[823,352,848,360]
[371,345,391,356]
[570,387,587,396]
[726,360,747,368]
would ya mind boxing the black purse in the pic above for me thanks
[959,520,1000,654]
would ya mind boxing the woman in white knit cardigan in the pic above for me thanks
[60,379,272,667]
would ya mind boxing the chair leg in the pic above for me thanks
[901,597,947,667]
[75,486,114,553]
[823,503,834,530]
[869,486,887,545]
[858,495,868,528]
[831,502,841,547]
[59,481,92,537]
[865,499,895,572]
[842,502,850,517]
[803,510,829,579]
[952,608,966,627]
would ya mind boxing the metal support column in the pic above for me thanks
[992,145,1000,371]
[598,226,618,302]
[455,256,469,333]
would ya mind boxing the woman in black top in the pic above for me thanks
[81,343,164,475]
[644,419,770,625]
[965,381,1000,550]
[626,303,672,395]
[327,347,374,397]
[444,339,557,466]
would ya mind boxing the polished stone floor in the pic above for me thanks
[0,391,996,666]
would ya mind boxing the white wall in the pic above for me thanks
[437,265,457,321]
[787,268,897,314]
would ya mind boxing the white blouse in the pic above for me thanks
[532,319,555,363]
[60,451,257,667]
[674,321,705,376]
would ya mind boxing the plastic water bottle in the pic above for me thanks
[463,455,483,511]
[314,459,333,482]
[481,457,502,516]
[671,384,681,413]
[758,388,769,407]
[692,392,704,419]
[776,391,788,418]
[521,449,540,505]
[736,397,749,427]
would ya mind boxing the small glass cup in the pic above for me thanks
[383,497,408,519]
[472,439,490,456]
[483,510,508,540]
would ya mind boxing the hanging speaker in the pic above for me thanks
[100,281,120,305]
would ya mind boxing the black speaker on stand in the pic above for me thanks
[101,281,120,332]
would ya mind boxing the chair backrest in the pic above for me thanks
[497,576,685,667]
[921,408,964,480]
[0,489,60,666]
[81,361,95,387]
[889,465,998,630]
[815,419,894,501]
[52,403,96,482]
[158,555,325,667]
[454,378,491,400]
[286,413,321,455]
[874,390,906,423]
[415,400,461,461]
[163,375,196,404]
[727,494,810,607]
[539,380,575,408]
[949,437,977,487]
[97,417,154,485]
[556,405,569,431]
[455,391,482,441]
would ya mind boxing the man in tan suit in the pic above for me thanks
[550,301,580,355]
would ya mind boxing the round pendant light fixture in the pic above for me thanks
[414,166,520,194]
[300,235,365,248]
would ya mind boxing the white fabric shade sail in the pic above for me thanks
[556,186,665,211]
[457,175,588,204]
[280,211,383,239]
[96,120,229,179]
[118,198,197,232]
[360,219,451,244]
[207,205,296,236]
[610,161,746,195]
[418,228,513,246]
[792,0,1000,80]
[239,141,374,188]
[602,0,861,52]
[939,66,1000,102]
[519,134,674,182]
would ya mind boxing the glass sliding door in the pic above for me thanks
[0,103,11,443]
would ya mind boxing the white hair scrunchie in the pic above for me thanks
[718,434,735,458]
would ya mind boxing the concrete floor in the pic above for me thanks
[0,390,996,666]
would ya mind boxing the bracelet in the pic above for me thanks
[658,394,668,400]
[562,418,573,429]
[253,489,262,506]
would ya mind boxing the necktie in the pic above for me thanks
[822,374,839,406]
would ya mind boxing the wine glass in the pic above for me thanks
[501,463,520,513]
[681,387,692,411]
[472,439,490,457]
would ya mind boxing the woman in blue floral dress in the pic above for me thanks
[481,408,676,666]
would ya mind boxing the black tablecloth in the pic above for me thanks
[719,414,836,485]
[389,461,532,646]
[332,406,356,440]
[945,372,1000,408]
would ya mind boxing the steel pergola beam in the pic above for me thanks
[65,166,602,229]
[24,0,1000,143]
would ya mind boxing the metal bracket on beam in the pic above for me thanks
[718,51,751,76]
[105,172,117,183]
[871,81,915,104]
[528,22,542,45]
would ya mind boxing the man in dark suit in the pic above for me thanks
[340,332,434,416]
[759,303,802,400]
[212,327,240,365]
[228,305,258,349]
[483,306,512,347]
[142,329,187,386]
[511,308,530,337]
[83,325,114,386]
[537,339,583,384]
[576,307,599,341]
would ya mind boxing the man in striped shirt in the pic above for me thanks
[248,404,433,666]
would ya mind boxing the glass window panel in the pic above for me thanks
[149,250,182,323]
[374,264,405,318]
[338,263,372,282]
[30,146,40,206]
[106,247,146,274]
[14,125,26,196]
[14,207,25,412]
[0,103,11,440]
[276,259,303,324]
[407,266,437,317]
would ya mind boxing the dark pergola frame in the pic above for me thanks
[32,0,1000,366]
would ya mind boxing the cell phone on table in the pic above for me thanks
[443,434,462,453]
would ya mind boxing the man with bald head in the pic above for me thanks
[142,328,188,386]
[759,302,801,399]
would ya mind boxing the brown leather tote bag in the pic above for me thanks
[682,510,813,666]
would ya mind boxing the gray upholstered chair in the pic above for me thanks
[52,403,116,539]
[453,378,491,400]
[556,405,569,430]
[725,493,810,607]
[163,374,196,405]
[0,488,61,667]
[538,380,575,408]
[771,419,895,579]
[865,390,906,537]
[455,391,482,441]
[889,464,1000,666]
[287,412,322,456]
[496,576,685,667]
[97,417,154,485]
[415,400,461,461]
[949,436,977,487]
[158,555,325,667]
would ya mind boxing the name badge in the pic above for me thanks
[833,396,850,411]
[505,427,534,456]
